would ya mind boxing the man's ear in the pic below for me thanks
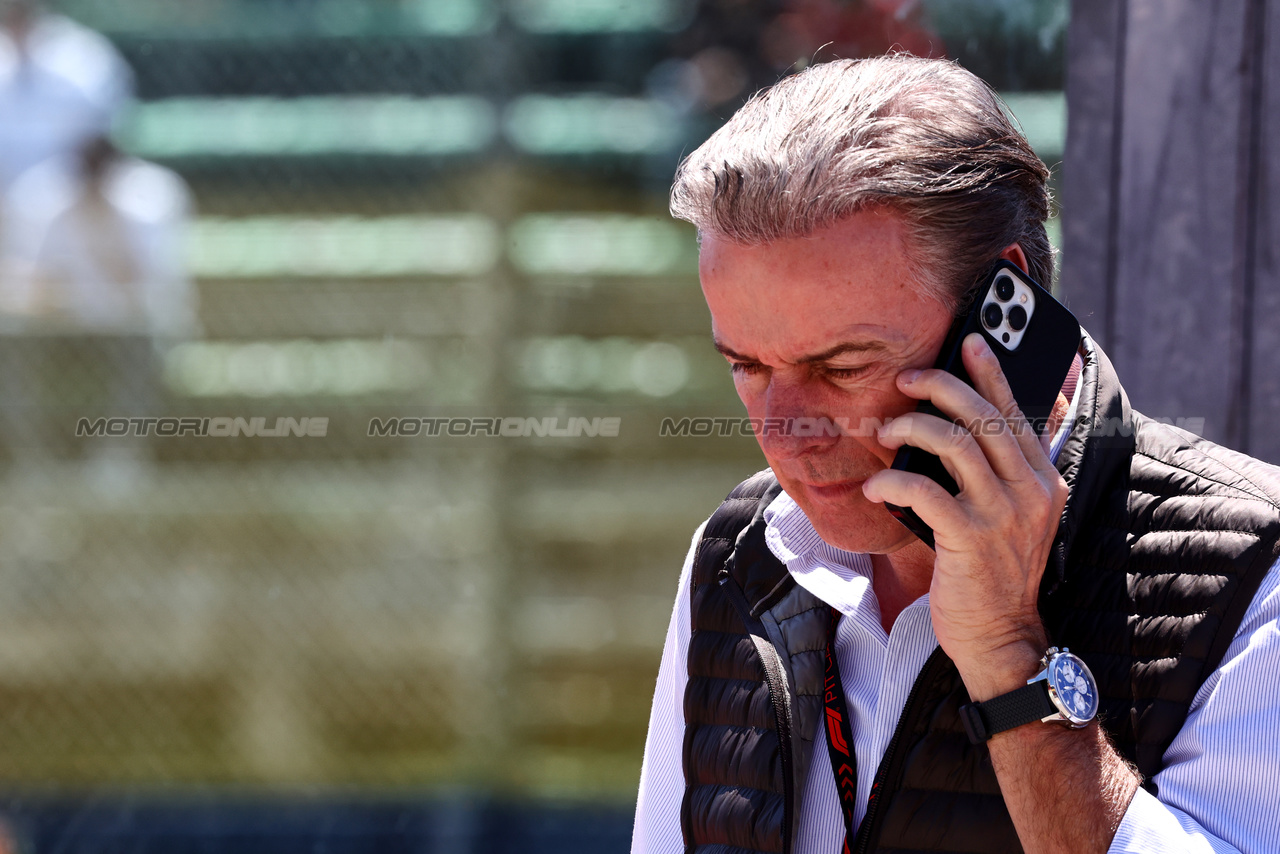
[999,243,1029,273]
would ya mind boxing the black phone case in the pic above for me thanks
[885,260,1081,548]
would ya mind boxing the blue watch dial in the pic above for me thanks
[1048,651,1098,724]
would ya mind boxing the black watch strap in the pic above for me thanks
[959,680,1057,744]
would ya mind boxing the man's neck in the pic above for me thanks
[870,544,934,635]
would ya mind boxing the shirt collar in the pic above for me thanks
[763,490,827,563]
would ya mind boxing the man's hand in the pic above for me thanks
[861,332,1069,698]
[862,333,1139,853]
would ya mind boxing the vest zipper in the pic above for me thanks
[852,645,949,854]
[718,569,796,854]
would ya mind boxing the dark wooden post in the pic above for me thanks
[1061,0,1279,460]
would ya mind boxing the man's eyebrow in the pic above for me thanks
[712,339,887,363]
[713,340,753,361]
[798,341,888,363]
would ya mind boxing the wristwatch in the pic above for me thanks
[959,647,1099,744]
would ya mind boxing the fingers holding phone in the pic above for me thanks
[876,261,1079,548]
[863,338,1067,549]
[860,260,1078,678]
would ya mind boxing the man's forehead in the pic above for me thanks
[698,209,953,357]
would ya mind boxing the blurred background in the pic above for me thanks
[0,0,1067,850]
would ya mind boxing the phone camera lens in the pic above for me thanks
[982,302,1004,330]
[994,276,1016,301]
[1007,304,1028,331]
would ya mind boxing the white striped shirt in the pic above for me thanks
[631,422,1280,853]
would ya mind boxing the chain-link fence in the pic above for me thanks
[0,0,1066,847]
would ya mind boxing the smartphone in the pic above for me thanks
[885,260,1081,548]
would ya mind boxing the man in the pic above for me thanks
[632,55,1280,853]
[0,0,134,192]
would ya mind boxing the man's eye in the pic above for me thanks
[824,365,871,380]
[729,361,765,376]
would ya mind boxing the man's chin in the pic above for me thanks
[784,480,916,555]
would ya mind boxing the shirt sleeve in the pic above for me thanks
[1108,556,1280,853]
[631,519,705,854]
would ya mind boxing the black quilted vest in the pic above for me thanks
[681,336,1280,854]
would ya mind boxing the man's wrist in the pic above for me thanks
[954,635,1047,702]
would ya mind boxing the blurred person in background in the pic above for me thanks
[0,0,136,311]
[0,0,142,474]
[652,0,939,117]
[0,134,196,479]
[0,0,132,193]
[9,135,197,344]
[0,133,194,481]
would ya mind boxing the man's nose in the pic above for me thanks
[756,379,841,460]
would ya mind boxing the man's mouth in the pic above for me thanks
[801,479,867,501]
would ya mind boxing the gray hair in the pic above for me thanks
[670,55,1053,308]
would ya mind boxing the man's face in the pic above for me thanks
[700,208,955,555]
